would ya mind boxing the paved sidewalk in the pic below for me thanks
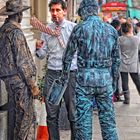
[60,77,140,140]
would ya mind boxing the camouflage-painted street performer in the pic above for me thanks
[61,0,120,139]
[0,0,40,139]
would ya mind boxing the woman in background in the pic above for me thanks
[119,22,140,104]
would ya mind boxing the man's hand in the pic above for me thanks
[36,39,44,49]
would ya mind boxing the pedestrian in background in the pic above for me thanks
[61,0,120,139]
[111,19,122,36]
[136,22,140,37]
[111,19,123,102]
[119,22,140,104]
[136,22,140,61]
[0,0,40,139]
[35,0,77,140]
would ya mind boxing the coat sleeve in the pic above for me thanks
[111,34,121,90]
[11,29,37,88]
[62,26,78,74]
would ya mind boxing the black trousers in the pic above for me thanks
[44,69,76,140]
[120,72,140,95]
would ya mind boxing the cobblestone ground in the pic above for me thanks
[60,77,140,140]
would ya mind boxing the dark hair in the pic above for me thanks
[49,0,67,10]
[111,19,121,29]
[121,22,132,34]
[136,22,140,27]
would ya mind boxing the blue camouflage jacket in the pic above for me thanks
[62,16,120,88]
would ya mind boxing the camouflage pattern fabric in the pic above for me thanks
[3,75,36,140]
[0,18,37,140]
[62,15,120,140]
[75,84,118,140]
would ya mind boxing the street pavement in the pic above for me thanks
[60,77,140,140]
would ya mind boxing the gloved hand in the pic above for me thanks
[31,85,40,96]
[28,80,40,96]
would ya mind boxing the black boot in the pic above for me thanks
[123,92,130,104]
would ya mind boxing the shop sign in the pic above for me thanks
[102,2,126,11]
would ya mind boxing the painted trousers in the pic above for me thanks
[2,74,36,140]
[75,83,119,140]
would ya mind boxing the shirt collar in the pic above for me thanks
[54,19,66,28]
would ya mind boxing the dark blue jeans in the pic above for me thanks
[44,69,76,140]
